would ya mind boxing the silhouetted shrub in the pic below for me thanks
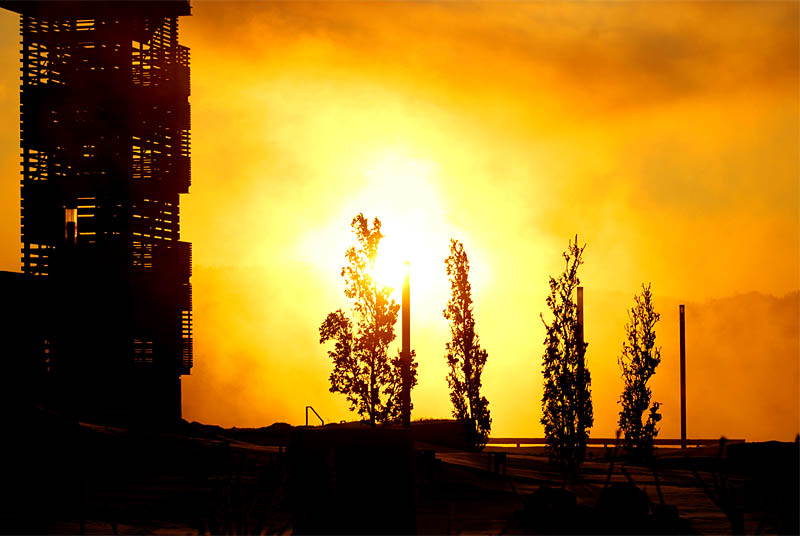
[618,283,662,458]
[443,239,491,450]
[540,235,593,476]
[319,214,416,425]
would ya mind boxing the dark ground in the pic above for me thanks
[1,409,797,535]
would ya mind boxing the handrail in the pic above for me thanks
[486,437,745,448]
[305,406,324,427]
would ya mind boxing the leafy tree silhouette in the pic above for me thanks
[540,235,593,477]
[444,239,491,450]
[319,214,415,425]
[618,283,662,457]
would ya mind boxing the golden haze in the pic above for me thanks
[0,2,797,440]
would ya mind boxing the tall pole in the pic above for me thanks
[576,286,585,460]
[577,287,584,342]
[401,262,411,427]
[679,304,687,449]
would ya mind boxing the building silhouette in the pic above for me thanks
[0,1,193,425]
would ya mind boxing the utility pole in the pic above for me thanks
[401,262,411,427]
[680,304,687,449]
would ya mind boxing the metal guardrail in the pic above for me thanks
[305,406,324,427]
[487,437,746,448]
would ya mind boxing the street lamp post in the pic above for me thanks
[401,261,411,427]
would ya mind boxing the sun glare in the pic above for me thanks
[360,150,452,302]
[297,146,490,315]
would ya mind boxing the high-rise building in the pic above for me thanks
[1,1,193,425]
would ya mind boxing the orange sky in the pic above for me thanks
[0,1,798,440]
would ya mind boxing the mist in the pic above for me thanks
[0,3,797,440]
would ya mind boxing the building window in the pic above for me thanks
[133,338,153,365]
[64,207,77,244]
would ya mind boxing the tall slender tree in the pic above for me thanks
[319,214,415,425]
[618,283,662,457]
[444,239,491,450]
[540,235,593,477]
